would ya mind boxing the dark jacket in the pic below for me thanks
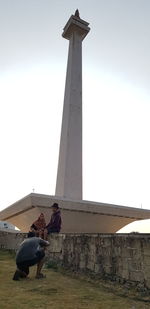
[46,210,61,233]
[16,237,49,263]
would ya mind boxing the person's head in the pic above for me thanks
[39,213,44,220]
[51,203,59,213]
[27,231,35,238]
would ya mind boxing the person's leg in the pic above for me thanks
[35,250,46,278]
[35,258,45,278]
[13,269,27,280]
[13,264,29,281]
[44,228,48,240]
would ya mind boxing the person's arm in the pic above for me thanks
[46,217,53,229]
[39,238,50,247]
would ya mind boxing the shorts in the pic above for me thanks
[17,250,45,275]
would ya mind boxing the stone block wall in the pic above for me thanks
[47,233,150,289]
[0,231,150,289]
[0,231,26,250]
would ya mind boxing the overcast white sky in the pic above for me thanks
[0,0,150,232]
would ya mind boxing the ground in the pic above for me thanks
[0,250,149,309]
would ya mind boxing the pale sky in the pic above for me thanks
[0,0,150,232]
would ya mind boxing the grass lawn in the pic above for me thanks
[0,250,149,309]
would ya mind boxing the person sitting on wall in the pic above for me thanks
[44,203,61,239]
[28,213,46,239]
[13,234,49,281]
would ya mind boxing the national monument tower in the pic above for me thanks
[55,10,90,200]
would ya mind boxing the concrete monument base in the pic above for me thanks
[0,193,150,232]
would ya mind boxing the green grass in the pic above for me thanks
[0,250,149,309]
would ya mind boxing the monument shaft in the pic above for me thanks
[55,12,90,200]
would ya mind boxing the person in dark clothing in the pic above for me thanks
[13,236,49,281]
[44,203,61,239]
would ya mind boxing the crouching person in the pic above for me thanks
[13,236,49,281]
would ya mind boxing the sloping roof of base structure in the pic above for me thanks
[0,193,150,233]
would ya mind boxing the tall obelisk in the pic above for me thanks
[55,10,90,200]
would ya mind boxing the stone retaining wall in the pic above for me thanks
[0,231,150,289]
[0,231,26,250]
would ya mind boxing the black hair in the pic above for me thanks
[27,231,36,238]
[51,203,59,209]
